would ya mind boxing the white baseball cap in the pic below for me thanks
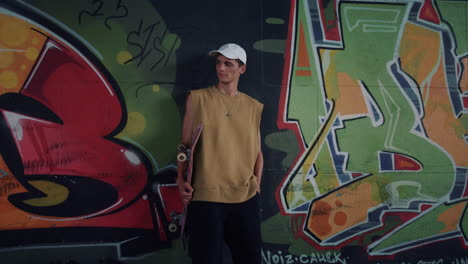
[208,43,247,65]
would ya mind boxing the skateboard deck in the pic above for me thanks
[177,122,203,247]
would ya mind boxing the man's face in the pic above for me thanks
[215,55,246,84]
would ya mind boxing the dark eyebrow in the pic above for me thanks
[216,58,236,66]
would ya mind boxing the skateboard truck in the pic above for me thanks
[168,211,181,233]
[177,144,187,152]
[177,144,190,162]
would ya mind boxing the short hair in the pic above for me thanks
[236,59,245,66]
[216,54,245,67]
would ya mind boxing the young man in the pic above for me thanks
[177,43,263,264]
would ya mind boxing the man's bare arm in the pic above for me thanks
[254,130,263,193]
[177,93,194,204]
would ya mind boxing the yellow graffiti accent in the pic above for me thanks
[152,84,160,92]
[0,16,30,47]
[25,47,40,61]
[0,45,14,68]
[116,50,132,64]
[285,100,338,209]
[300,108,337,180]
[0,70,18,90]
[22,181,70,206]
[121,112,147,136]
[0,14,48,94]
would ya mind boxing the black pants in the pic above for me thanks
[187,194,261,264]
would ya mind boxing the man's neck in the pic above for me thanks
[216,82,239,96]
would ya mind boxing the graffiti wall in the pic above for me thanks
[0,0,467,263]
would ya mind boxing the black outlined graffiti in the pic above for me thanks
[125,19,179,71]
[78,0,128,30]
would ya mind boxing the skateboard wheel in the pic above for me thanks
[177,144,187,152]
[169,222,178,233]
[177,152,187,162]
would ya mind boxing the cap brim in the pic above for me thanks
[208,50,220,56]
[207,49,246,65]
[209,50,240,60]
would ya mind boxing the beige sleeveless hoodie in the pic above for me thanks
[190,86,263,203]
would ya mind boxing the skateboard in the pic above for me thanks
[177,122,203,247]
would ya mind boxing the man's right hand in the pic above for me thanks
[178,180,194,205]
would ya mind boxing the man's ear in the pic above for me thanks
[240,65,246,74]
